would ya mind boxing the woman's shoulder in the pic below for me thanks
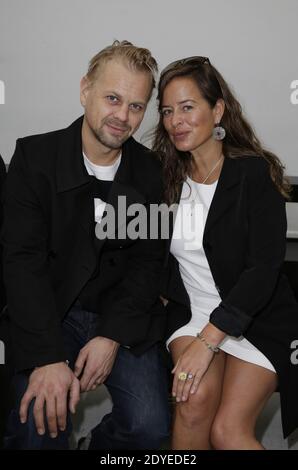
[231,155,270,180]
[232,155,268,169]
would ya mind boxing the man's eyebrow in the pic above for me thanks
[105,91,146,106]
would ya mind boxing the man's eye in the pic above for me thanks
[107,96,119,103]
[130,104,143,112]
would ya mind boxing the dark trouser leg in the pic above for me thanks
[3,303,96,450]
[89,345,170,450]
[4,372,72,450]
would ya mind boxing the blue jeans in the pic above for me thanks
[4,303,170,450]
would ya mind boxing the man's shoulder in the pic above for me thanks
[11,116,83,173]
[16,116,82,154]
[16,128,64,157]
[127,137,161,172]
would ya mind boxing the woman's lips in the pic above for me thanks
[172,131,190,141]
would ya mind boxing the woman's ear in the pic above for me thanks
[213,98,225,123]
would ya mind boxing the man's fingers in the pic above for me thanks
[56,395,67,432]
[45,396,58,437]
[69,377,80,414]
[80,360,98,392]
[74,350,87,378]
[86,373,104,392]
[85,374,97,392]
[33,395,46,435]
[19,390,35,424]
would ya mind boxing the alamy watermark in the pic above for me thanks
[0,340,5,364]
[290,340,298,365]
[94,197,205,250]
[0,80,5,104]
[290,80,298,104]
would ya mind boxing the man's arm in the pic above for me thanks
[2,140,80,435]
[2,140,66,370]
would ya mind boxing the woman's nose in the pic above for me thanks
[171,110,183,128]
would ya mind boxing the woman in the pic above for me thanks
[153,56,298,450]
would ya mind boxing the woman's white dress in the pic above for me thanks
[167,177,275,372]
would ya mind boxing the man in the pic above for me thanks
[0,153,9,449]
[2,41,170,450]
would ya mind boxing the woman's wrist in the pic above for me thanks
[199,322,226,347]
[196,332,220,353]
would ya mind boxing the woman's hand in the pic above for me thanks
[172,338,215,403]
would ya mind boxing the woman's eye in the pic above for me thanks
[161,109,171,117]
[183,105,193,112]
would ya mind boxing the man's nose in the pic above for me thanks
[114,104,129,122]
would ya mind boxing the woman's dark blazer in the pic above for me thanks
[162,155,298,438]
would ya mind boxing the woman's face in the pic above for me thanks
[161,77,223,153]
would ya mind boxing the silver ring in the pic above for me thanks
[187,373,194,380]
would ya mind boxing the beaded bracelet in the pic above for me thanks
[196,332,220,353]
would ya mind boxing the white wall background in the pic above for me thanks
[0,0,297,175]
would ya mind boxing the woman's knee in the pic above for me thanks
[175,384,217,428]
[210,412,251,450]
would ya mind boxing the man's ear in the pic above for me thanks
[80,76,91,107]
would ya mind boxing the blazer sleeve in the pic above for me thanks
[1,140,67,371]
[210,161,287,337]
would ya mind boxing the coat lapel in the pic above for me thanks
[204,156,241,237]
[55,117,146,244]
[166,157,241,258]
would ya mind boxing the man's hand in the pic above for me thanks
[19,362,80,438]
[74,337,120,392]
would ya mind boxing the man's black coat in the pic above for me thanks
[2,116,166,372]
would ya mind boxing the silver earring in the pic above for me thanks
[213,123,226,141]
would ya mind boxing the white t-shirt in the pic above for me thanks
[83,151,121,224]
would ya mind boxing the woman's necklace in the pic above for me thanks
[190,155,223,215]
[197,155,224,185]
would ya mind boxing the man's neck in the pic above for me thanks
[83,144,121,166]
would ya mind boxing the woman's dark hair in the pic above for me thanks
[152,58,291,204]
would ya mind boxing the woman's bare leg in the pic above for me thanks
[211,354,277,450]
[170,336,226,450]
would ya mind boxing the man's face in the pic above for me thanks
[80,60,152,150]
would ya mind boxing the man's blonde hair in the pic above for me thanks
[86,40,158,98]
